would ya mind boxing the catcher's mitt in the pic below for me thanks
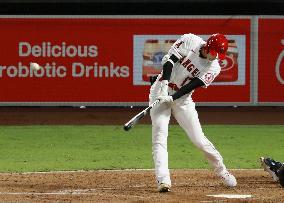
[278,165,284,187]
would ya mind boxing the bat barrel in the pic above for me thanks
[123,124,131,131]
[123,100,159,131]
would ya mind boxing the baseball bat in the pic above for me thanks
[123,100,160,131]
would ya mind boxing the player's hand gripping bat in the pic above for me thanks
[123,100,160,131]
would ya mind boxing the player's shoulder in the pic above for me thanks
[181,33,203,41]
[180,33,204,49]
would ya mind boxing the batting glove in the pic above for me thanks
[158,80,169,97]
[157,95,173,104]
[161,54,170,65]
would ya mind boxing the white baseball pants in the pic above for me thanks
[149,81,226,185]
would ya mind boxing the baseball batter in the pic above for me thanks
[149,33,237,192]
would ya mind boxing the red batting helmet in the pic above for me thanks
[205,33,228,60]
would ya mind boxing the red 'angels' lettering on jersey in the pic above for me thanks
[204,73,214,84]
[181,58,200,77]
[179,56,186,62]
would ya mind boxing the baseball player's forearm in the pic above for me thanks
[162,55,179,80]
[275,162,284,176]
[172,77,205,100]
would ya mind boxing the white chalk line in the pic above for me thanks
[207,194,252,199]
[0,188,151,199]
[0,189,97,196]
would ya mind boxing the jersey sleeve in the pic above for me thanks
[168,34,192,60]
[197,61,221,87]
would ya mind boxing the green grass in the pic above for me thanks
[0,125,282,172]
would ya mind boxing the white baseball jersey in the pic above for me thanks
[167,33,221,95]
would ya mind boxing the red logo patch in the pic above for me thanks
[204,73,214,84]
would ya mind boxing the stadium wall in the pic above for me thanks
[0,1,283,106]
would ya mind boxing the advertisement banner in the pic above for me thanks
[0,17,251,104]
[258,18,284,103]
[134,35,246,86]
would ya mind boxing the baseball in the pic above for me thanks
[30,62,41,71]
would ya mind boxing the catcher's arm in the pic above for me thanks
[278,165,284,187]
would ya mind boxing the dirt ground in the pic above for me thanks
[0,170,282,202]
[0,106,283,202]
